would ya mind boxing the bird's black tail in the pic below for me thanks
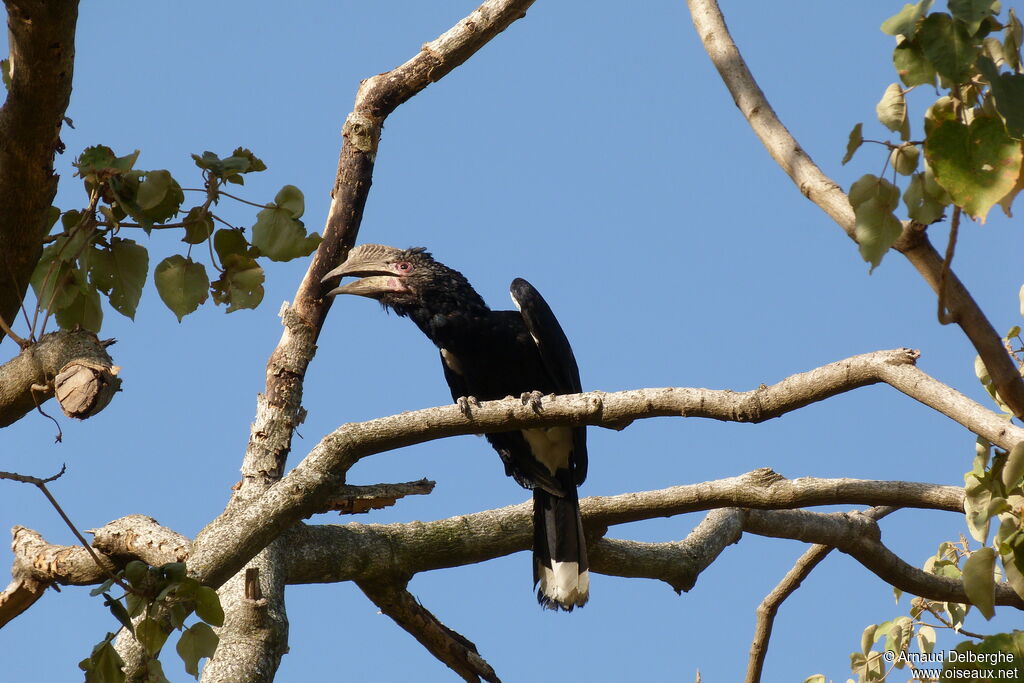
[533,487,589,611]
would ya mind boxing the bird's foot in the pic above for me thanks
[457,395,480,417]
[520,390,544,413]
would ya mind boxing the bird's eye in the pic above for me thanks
[395,261,412,272]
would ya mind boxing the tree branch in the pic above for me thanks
[0,329,120,427]
[179,2,539,680]
[742,508,1023,607]
[319,478,436,515]
[186,349,1022,595]
[743,506,895,683]
[0,0,80,339]
[284,471,964,586]
[684,0,1024,419]
[357,579,501,683]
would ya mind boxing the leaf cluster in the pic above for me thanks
[30,146,321,332]
[843,0,1024,270]
[78,561,223,683]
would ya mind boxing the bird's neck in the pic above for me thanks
[393,290,490,349]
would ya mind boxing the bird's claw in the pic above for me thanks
[457,395,480,416]
[520,390,544,413]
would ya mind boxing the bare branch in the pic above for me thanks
[88,514,190,565]
[0,329,121,427]
[358,580,501,683]
[284,471,964,585]
[0,526,117,627]
[0,0,80,336]
[743,509,1023,608]
[319,478,436,515]
[590,508,744,593]
[744,507,895,683]
[684,0,1024,419]
[189,349,1020,594]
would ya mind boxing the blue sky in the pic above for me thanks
[3,2,1023,681]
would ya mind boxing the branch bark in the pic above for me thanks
[0,0,79,339]
[684,0,1024,419]
[357,580,501,683]
[0,329,120,427]
[183,349,1022,594]
[173,2,539,680]
[743,506,895,683]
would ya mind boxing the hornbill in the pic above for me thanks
[322,244,589,611]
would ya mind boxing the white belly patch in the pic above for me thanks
[522,426,573,474]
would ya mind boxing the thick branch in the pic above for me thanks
[0,329,120,427]
[357,580,500,683]
[744,506,895,683]
[190,349,1022,592]
[685,0,1024,419]
[589,508,744,593]
[0,0,79,337]
[283,471,965,585]
[183,2,538,680]
[0,526,116,627]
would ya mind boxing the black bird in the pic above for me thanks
[322,244,589,611]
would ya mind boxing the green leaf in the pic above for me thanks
[916,624,936,654]
[942,631,1024,677]
[168,603,189,631]
[176,622,219,679]
[977,57,1024,139]
[134,170,184,224]
[1006,9,1023,72]
[54,271,103,332]
[949,0,998,35]
[104,593,135,634]
[893,39,938,87]
[890,143,920,175]
[881,0,933,36]
[918,12,977,83]
[194,585,225,627]
[251,207,321,262]
[925,116,1023,222]
[965,470,995,542]
[803,676,826,683]
[154,256,209,322]
[211,259,265,312]
[876,83,910,140]
[849,174,903,271]
[962,547,997,618]
[1003,442,1024,490]
[88,238,149,320]
[861,623,877,655]
[842,123,863,165]
[123,561,148,587]
[924,96,957,137]
[274,184,304,218]
[81,638,126,683]
[904,172,948,223]
[75,146,139,178]
[0,58,11,91]
[213,229,249,263]
[135,617,170,657]
[191,148,266,185]
[161,562,187,584]
[182,206,214,245]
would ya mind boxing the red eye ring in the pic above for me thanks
[396,261,412,272]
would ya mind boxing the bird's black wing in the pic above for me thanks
[509,278,588,485]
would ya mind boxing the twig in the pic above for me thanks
[0,314,28,348]
[744,506,894,683]
[1,465,127,590]
[937,207,961,325]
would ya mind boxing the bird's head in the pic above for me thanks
[321,244,486,314]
